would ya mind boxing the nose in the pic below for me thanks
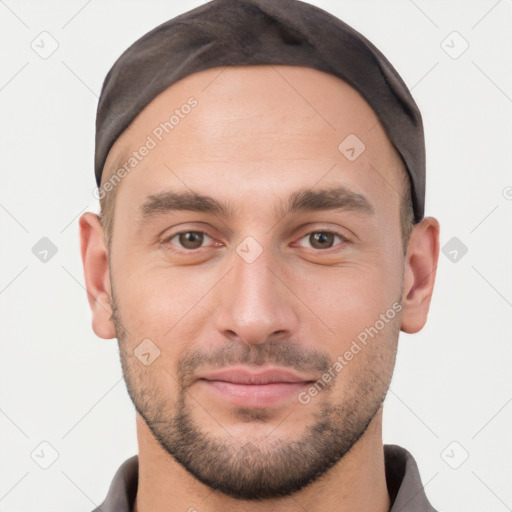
[213,243,299,346]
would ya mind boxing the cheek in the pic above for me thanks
[299,262,401,343]
[296,266,402,394]
[319,284,401,399]
[112,259,217,351]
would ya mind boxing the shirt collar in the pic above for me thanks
[384,444,438,512]
[93,444,438,512]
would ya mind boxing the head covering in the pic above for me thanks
[95,0,425,221]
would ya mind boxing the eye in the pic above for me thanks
[296,230,347,250]
[161,228,348,254]
[165,230,213,251]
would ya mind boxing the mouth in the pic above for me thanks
[196,366,315,408]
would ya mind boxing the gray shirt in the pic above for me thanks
[92,444,438,512]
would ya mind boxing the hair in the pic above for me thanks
[99,162,416,256]
[398,163,416,254]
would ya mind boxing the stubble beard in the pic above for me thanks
[110,287,399,500]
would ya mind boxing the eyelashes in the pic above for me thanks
[295,230,347,250]
[161,228,350,255]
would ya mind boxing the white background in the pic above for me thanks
[1,1,511,511]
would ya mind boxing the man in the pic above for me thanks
[79,0,440,510]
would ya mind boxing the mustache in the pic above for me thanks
[177,341,332,387]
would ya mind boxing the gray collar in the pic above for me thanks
[92,444,438,512]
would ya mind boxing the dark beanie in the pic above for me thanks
[95,0,425,221]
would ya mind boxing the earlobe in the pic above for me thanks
[79,212,116,339]
[400,217,440,334]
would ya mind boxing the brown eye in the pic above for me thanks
[169,231,210,250]
[296,231,345,250]
[310,232,335,249]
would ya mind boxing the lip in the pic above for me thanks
[199,367,312,384]
[197,366,314,408]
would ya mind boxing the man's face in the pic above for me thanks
[103,65,407,499]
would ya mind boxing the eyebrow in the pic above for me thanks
[138,185,375,225]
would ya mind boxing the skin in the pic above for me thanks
[80,65,440,512]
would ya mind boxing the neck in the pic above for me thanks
[133,408,390,512]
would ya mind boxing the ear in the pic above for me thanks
[79,212,116,339]
[400,217,440,334]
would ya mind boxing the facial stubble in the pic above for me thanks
[110,284,400,500]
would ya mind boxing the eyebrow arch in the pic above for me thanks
[138,185,375,225]
[284,186,375,217]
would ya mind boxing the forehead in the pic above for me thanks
[102,65,404,222]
